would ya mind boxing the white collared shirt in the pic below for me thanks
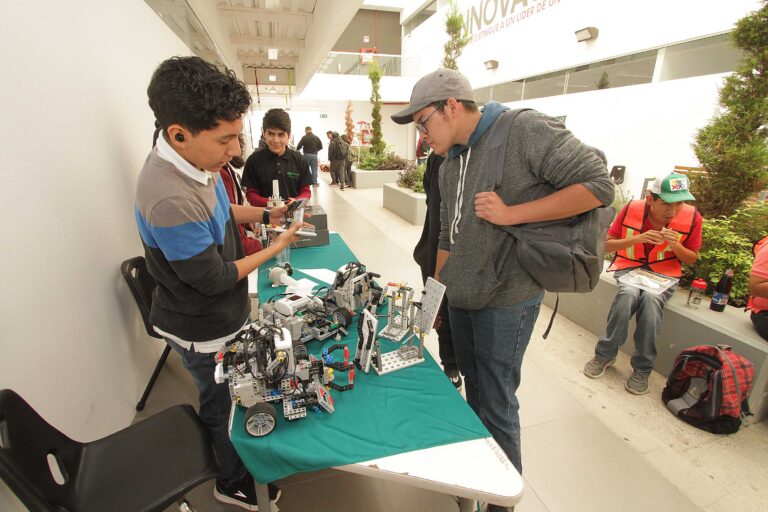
[155,131,213,185]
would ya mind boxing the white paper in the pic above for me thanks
[301,268,339,284]
[286,278,319,295]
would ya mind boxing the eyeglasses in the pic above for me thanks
[415,106,442,135]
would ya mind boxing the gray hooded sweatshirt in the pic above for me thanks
[438,102,614,310]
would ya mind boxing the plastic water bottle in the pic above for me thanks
[709,269,733,312]
[686,279,707,309]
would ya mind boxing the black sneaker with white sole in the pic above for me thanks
[444,368,463,389]
[213,473,280,511]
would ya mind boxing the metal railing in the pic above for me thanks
[317,51,402,77]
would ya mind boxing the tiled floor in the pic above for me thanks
[144,173,767,512]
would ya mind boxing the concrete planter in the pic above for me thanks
[383,183,426,225]
[351,168,401,189]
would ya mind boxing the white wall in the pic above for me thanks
[0,4,190,505]
[506,74,725,200]
[455,0,759,88]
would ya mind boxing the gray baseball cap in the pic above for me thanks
[391,68,474,124]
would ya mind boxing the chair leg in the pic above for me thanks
[136,344,172,411]
[177,499,197,512]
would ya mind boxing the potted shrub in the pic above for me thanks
[383,163,427,224]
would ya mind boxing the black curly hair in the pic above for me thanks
[147,56,251,135]
[262,108,291,134]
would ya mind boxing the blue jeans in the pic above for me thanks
[304,153,319,184]
[164,339,247,485]
[594,270,677,371]
[449,296,542,475]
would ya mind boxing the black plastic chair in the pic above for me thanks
[609,165,626,185]
[121,256,171,411]
[0,389,218,512]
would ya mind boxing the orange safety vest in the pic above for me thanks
[608,200,696,277]
[747,236,768,313]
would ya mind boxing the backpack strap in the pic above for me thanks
[486,108,531,190]
[485,108,563,338]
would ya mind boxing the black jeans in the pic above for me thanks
[164,338,247,485]
[752,310,768,341]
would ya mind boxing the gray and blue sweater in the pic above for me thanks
[134,148,249,351]
[438,102,614,310]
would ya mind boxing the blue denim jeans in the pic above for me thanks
[164,339,247,485]
[449,296,542,475]
[304,153,319,184]
[594,270,677,371]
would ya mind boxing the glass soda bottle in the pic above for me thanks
[709,269,733,312]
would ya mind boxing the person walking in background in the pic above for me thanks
[340,133,354,188]
[242,108,313,207]
[328,131,348,190]
[413,150,462,388]
[748,236,768,340]
[584,172,702,394]
[392,69,613,499]
[297,126,322,186]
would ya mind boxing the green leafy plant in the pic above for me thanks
[689,2,768,217]
[684,202,768,306]
[442,0,470,70]
[396,163,426,193]
[357,151,414,171]
[368,60,386,156]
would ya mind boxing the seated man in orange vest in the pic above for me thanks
[584,172,703,394]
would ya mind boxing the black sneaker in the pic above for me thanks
[213,473,280,511]
[445,368,463,389]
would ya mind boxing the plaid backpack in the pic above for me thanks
[662,345,754,434]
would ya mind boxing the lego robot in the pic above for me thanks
[354,277,446,375]
[214,324,354,437]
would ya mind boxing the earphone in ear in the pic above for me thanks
[175,133,185,142]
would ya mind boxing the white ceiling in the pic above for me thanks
[145,0,364,97]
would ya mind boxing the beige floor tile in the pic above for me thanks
[522,414,700,512]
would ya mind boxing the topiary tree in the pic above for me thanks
[689,1,768,217]
[368,59,386,156]
[344,100,355,143]
[442,0,470,70]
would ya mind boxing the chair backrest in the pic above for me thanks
[121,256,162,339]
[0,390,83,511]
[609,165,626,184]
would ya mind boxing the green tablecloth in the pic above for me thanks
[231,233,489,483]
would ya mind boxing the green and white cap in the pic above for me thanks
[648,172,695,203]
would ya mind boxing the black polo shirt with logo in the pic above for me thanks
[242,147,312,205]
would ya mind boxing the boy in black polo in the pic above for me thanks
[242,108,313,207]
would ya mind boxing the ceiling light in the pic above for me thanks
[269,74,277,82]
[484,60,498,70]
[269,87,278,94]
[575,27,599,42]
[268,48,278,60]
[266,0,280,9]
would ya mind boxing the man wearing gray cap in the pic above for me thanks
[392,69,613,486]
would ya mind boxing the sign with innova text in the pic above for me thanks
[463,0,565,44]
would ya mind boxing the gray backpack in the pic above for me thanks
[487,109,615,337]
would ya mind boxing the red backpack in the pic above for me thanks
[662,345,753,434]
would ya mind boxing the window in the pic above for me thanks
[404,1,437,36]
